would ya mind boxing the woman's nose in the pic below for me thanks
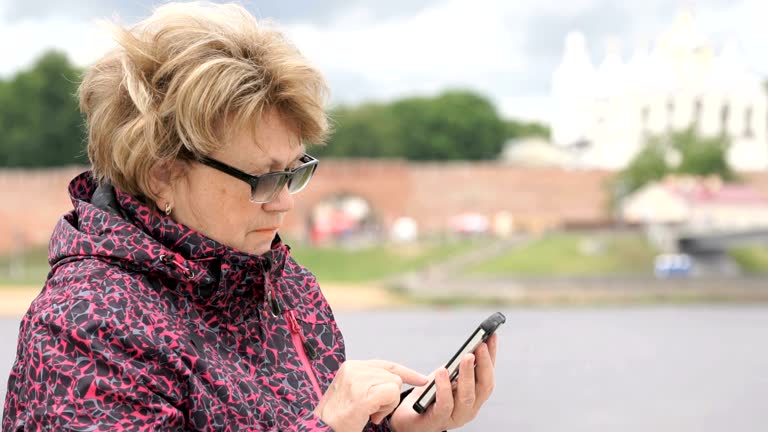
[263,184,294,213]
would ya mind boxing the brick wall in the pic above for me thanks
[1,162,617,254]
[0,166,83,254]
[406,163,613,233]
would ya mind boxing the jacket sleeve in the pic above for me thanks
[363,418,395,432]
[361,388,416,432]
[300,266,394,432]
[3,292,187,431]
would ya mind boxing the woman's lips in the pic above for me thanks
[253,227,278,233]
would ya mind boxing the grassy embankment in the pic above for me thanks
[3,234,765,310]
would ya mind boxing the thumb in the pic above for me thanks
[367,382,401,424]
[370,412,387,425]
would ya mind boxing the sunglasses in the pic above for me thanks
[197,153,319,203]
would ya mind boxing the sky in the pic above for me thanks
[0,0,766,124]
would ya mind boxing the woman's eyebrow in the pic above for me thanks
[286,147,307,165]
[244,159,271,173]
[289,152,304,165]
[262,150,305,171]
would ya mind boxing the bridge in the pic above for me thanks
[676,229,768,276]
[678,229,768,254]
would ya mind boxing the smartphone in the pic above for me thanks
[412,311,506,414]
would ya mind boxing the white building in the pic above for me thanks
[552,10,768,171]
[622,176,768,232]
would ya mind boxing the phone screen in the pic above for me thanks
[412,312,506,414]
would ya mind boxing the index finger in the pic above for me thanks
[368,359,429,386]
[487,333,498,367]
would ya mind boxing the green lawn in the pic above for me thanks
[10,234,763,287]
[729,246,768,274]
[465,232,658,276]
[290,240,480,283]
[0,240,481,286]
[0,248,50,286]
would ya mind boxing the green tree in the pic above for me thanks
[504,119,550,140]
[615,127,736,198]
[315,103,402,158]
[614,140,668,197]
[391,90,506,160]
[672,128,735,180]
[322,90,507,161]
[0,50,86,167]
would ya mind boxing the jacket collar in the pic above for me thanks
[53,171,290,306]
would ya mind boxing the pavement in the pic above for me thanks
[0,287,39,317]
[0,283,407,318]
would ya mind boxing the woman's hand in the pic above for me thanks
[314,359,428,432]
[390,333,498,432]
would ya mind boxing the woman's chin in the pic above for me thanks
[244,231,278,255]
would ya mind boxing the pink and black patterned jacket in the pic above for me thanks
[3,171,393,431]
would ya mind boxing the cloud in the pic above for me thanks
[283,0,762,123]
[284,0,534,115]
[0,0,447,25]
[0,15,114,78]
[1,0,767,124]
[1,0,136,21]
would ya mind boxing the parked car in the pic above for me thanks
[654,253,693,278]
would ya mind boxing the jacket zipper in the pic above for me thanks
[263,261,283,317]
[285,310,323,400]
[264,254,322,399]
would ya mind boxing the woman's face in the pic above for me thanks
[165,110,304,256]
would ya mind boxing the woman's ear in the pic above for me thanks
[148,160,181,210]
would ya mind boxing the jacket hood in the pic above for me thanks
[50,171,290,303]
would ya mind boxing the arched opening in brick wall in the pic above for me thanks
[307,193,382,246]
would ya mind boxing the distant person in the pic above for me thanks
[2,3,497,431]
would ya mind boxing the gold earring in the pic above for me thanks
[164,203,173,216]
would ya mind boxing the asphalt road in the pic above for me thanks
[1,306,766,431]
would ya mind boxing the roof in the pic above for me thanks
[665,180,768,205]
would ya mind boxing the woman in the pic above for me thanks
[3,3,497,431]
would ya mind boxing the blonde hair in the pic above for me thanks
[79,2,329,202]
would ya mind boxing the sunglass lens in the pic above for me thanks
[250,174,288,203]
[287,164,315,193]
